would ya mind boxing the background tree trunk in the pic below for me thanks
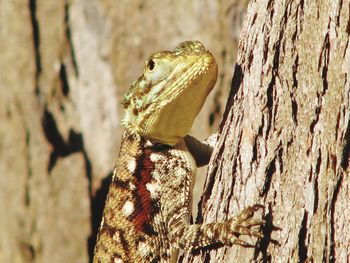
[184,0,350,262]
[0,0,249,262]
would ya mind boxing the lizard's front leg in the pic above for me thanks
[160,141,264,257]
[166,199,264,251]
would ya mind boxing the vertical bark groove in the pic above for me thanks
[64,3,79,77]
[29,0,41,79]
[298,211,308,263]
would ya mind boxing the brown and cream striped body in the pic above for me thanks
[93,41,264,262]
[94,131,197,262]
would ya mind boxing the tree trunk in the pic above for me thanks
[184,0,350,262]
[0,1,249,262]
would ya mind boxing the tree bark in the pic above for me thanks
[184,0,350,262]
[0,0,249,262]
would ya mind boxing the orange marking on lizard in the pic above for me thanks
[133,148,155,233]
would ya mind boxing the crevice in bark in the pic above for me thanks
[267,0,275,22]
[200,164,219,209]
[277,146,284,173]
[260,156,276,198]
[265,72,275,139]
[292,0,304,42]
[336,0,343,28]
[41,109,83,172]
[225,156,238,217]
[286,133,294,149]
[291,54,299,125]
[29,0,42,95]
[59,63,70,97]
[307,64,329,155]
[300,0,305,12]
[260,142,280,199]
[340,120,350,169]
[329,174,343,263]
[199,168,220,222]
[308,166,313,182]
[298,211,308,263]
[313,150,321,213]
[335,110,341,140]
[247,37,257,71]
[343,39,349,58]
[236,131,244,181]
[318,29,330,94]
[64,3,79,77]
[265,42,281,137]
[262,29,270,65]
[24,128,32,207]
[221,64,243,129]
[222,187,230,218]
[197,168,218,223]
[329,176,343,262]
[252,136,258,163]
[328,153,337,173]
[347,2,350,35]
[291,93,298,124]
[322,230,328,262]
[266,1,292,138]
[308,92,322,140]
[252,13,258,25]
[309,106,320,135]
[200,130,227,208]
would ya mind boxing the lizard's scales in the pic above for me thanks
[93,41,264,263]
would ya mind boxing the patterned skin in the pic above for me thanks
[93,41,264,263]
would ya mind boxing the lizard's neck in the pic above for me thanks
[121,129,173,153]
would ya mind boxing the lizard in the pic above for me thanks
[93,40,264,263]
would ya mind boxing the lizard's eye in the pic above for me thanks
[147,60,156,71]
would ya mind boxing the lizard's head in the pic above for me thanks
[122,40,218,145]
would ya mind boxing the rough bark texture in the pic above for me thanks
[0,0,248,262]
[184,0,350,262]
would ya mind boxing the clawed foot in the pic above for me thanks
[223,204,265,247]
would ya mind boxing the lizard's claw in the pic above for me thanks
[222,205,265,247]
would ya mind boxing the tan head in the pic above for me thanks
[122,41,218,145]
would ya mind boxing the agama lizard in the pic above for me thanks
[93,41,264,263]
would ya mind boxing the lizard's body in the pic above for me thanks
[93,41,263,263]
